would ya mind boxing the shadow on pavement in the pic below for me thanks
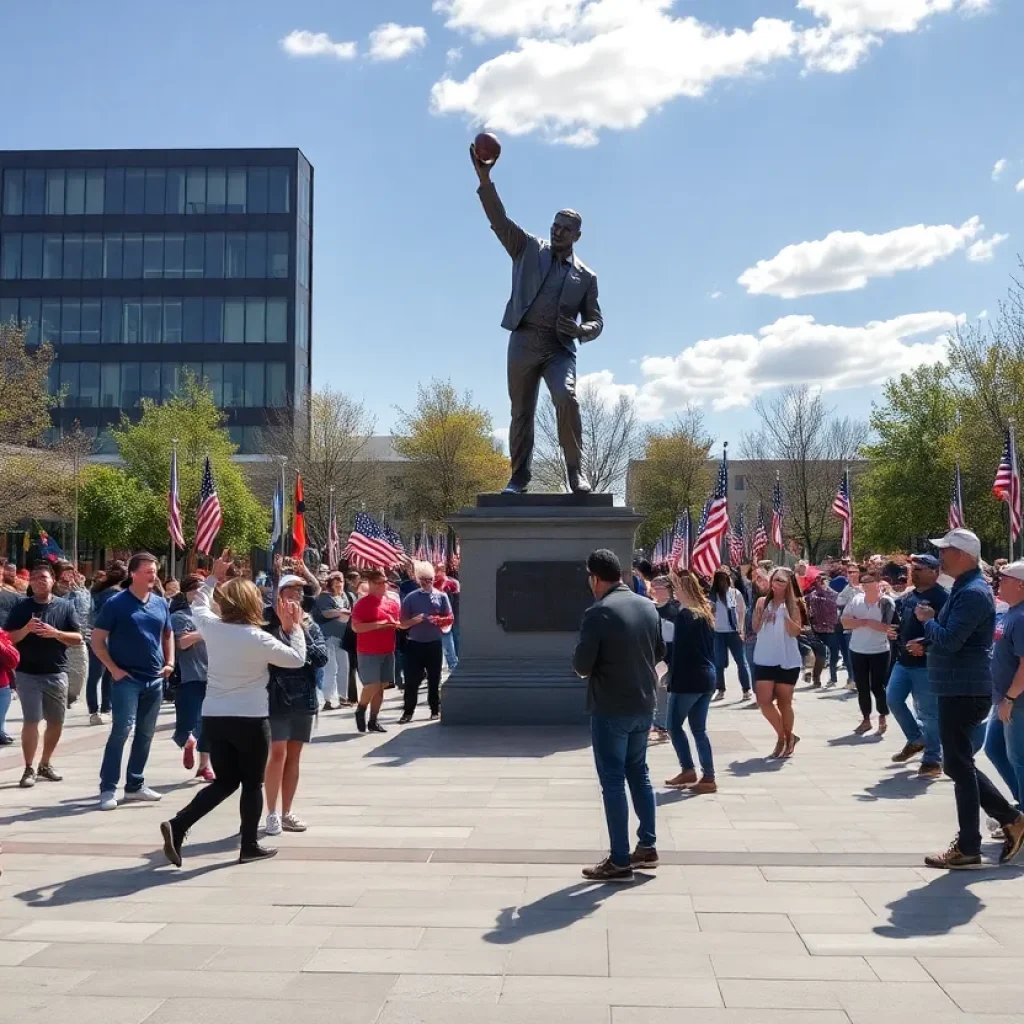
[874,864,1024,937]
[483,874,653,944]
[363,725,591,767]
[827,733,884,747]
[726,756,786,776]
[856,769,936,802]
[14,835,241,907]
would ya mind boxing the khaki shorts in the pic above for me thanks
[16,672,69,725]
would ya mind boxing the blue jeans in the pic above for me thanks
[441,631,459,671]
[813,631,840,683]
[590,713,656,866]
[840,630,852,676]
[86,647,111,714]
[0,685,11,737]
[99,678,163,794]
[668,691,715,780]
[173,679,208,753]
[886,664,940,766]
[984,708,1024,806]
[714,631,751,692]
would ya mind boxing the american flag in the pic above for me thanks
[994,426,1022,541]
[729,504,746,566]
[751,502,769,563]
[692,450,730,580]
[948,463,965,531]
[326,490,340,570]
[194,456,223,555]
[832,470,853,556]
[670,509,691,572]
[381,520,405,554]
[168,447,185,549]
[344,512,404,569]
[770,473,785,550]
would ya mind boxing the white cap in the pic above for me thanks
[277,574,306,590]
[929,528,981,561]
[1001,561,1024,583]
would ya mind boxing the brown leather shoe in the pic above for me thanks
[691,778,718,795]
[665,769,698,788]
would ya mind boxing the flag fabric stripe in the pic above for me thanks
[670,510,690,572]
[729,505,746,566]
[832,471,853,556]
[168,448,185,549]
[692,451,730,580]
[751,502,769,563]
[344,512,405,569]
[948,464,965,531]
[291,474,306,559]
[993,428,1022,541]
[327,492,340,571]
[770,476,784,550]
[194,456,223,555]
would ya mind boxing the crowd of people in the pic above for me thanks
[3,526,1024,879]
[0,550,460,864]
[572,528,1024,881]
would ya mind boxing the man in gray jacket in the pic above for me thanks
[573,549,663,883]
[471,144,603,495]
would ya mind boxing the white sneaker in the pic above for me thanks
[123,786,162,802]
[282,812,307,832]
[89,713,105,726]
[99,791,118,811]
[265,812,282,836]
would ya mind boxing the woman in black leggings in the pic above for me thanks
[160,551,307,866]
[840,567,893,736]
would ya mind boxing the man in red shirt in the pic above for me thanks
[350,569,402,733]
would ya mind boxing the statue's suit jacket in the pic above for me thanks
[477,182,603,354]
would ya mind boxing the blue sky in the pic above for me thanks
[3,0,1022,448]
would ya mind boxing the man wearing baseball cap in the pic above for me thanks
[885,554,946,778]
[916,529,1024,868]
[984,562,1024,814]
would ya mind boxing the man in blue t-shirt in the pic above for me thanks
[886,554,948,778]
[91,552,173,810]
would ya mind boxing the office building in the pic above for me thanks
[0,148,313,453]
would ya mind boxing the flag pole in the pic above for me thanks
[845,464,852,558]
[1009,419,1017,562]
[170,438,178,581]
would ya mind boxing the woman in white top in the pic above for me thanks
[840,566,894,736]
[752,568,805,759]
[710,569,751,701]
[160,550,306,867]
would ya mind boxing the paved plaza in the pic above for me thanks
[2,674,1024,1024]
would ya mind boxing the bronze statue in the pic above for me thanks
[471,143,603,494]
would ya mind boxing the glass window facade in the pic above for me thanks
[1,164,291,216]
[0,231,289,280]
[1,295,289,345]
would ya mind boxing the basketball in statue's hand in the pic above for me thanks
[473,132,501,166]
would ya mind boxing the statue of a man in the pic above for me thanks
[471,144,603,494]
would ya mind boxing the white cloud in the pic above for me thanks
[1017,179,1024,193]
[738,217,983,299]
[430,0,986,145]
[492,426,510,452]
[446,47,464,65]
[710,290,723,300]
[600,311,962,417]
[978,309,989,319]
[368,23,428,61]
[992,158,1008,181]
[966,232,1009,263]
[280,30,357,60]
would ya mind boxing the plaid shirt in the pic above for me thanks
[806,587,839,633]
[924,568,995,697]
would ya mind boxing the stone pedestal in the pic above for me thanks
[441,494,643,726]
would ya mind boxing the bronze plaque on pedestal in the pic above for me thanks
[495,561,593,633]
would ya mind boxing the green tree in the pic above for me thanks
[78,465,165,551]
[856,366,959,553]
[112,375,268,553]
[0,320,59,446]
[630,408,713,549]
[393,379,507,523]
